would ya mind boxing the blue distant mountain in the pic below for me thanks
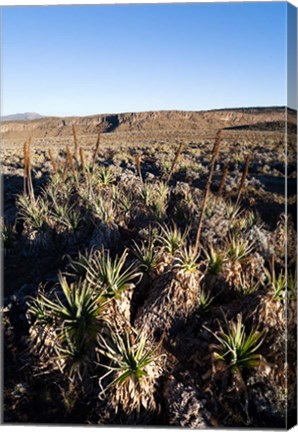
[2,112,44,121]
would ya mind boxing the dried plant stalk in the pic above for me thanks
[26,137,35,201]
[107,187,112,215]
[66,145,76,174]
[194,130,222,254]
[135,154,143,183]
[271,255,275,285]
[167,142,183,183]
[72,124,79,162]
[218,164,228,195]
[48,149,57,174]
[62,157,68,182]
[236,153,252,206]
[92,130,101,169]
[79,147,85,169]
[23,141,28,195]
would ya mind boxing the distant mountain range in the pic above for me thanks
[2,112,43,122]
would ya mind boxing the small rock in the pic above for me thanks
[145,172,155,181]
[163,375,213,428]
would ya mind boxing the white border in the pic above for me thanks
[1,1,297,432]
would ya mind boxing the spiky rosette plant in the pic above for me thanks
[203,243,226,276]
[135,246,202,340]
[138,181,169,221]
[132,238,161,276]
[111,185,134,225]
[197,288,214,315]
[130,236,161,310]
[251,258,286,332]
[75,248,142,326]
[272,213,296,266]
[27,274,108,385]
[87,190,116,225]
[56,203,81,233]
[97,326,165,415]
[98,166,115,187]
[17,194,50,232]
[223,233,256,288]
[27,287,58,365]
[205,313,266,374]
[16,194,54,256]
[80,185,120,250]
[198,242,227,299]
[155,223,189,272]
[225,199,244,222]
[66,249,94,279]
[202,313,268,426]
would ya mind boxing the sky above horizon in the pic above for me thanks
[1,2,297,116]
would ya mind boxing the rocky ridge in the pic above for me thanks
[1,107,296,140]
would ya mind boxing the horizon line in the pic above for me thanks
[2,105,297,120]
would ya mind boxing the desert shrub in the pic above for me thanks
[75,249,142,301]
[17,194,50,232]
[97,326,165,414]
[27,274,107,383]
[203,244,226,275]
[158,222,189,257]
[132,238,161,274]
[205,313,266,373]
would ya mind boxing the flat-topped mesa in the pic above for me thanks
[1,107,295,140]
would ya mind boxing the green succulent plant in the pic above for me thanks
[158,223,189,256]
[264,265,287,301]
[198,288,214,313]
[203,243,225,275]
[17,194,49,231]
[204,313,266,372]
[84,249,142,300]
[132,238,160,274]
[227,234,254,263]
[97,326,164,413]
[175,246,200,273]
[98,166,115,187]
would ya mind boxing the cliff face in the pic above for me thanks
[0,107,294,140]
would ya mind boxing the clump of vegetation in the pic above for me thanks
[203,243,226,275]
[27,274,107,383]
[3,129,292,428]
[132,238,160,274]
[97,326,165,414]
[205,313,266,373]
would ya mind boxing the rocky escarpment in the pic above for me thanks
[1,107,295,140]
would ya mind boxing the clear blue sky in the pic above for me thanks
[1,2,295,116]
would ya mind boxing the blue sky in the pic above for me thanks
[1,2,295,116]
